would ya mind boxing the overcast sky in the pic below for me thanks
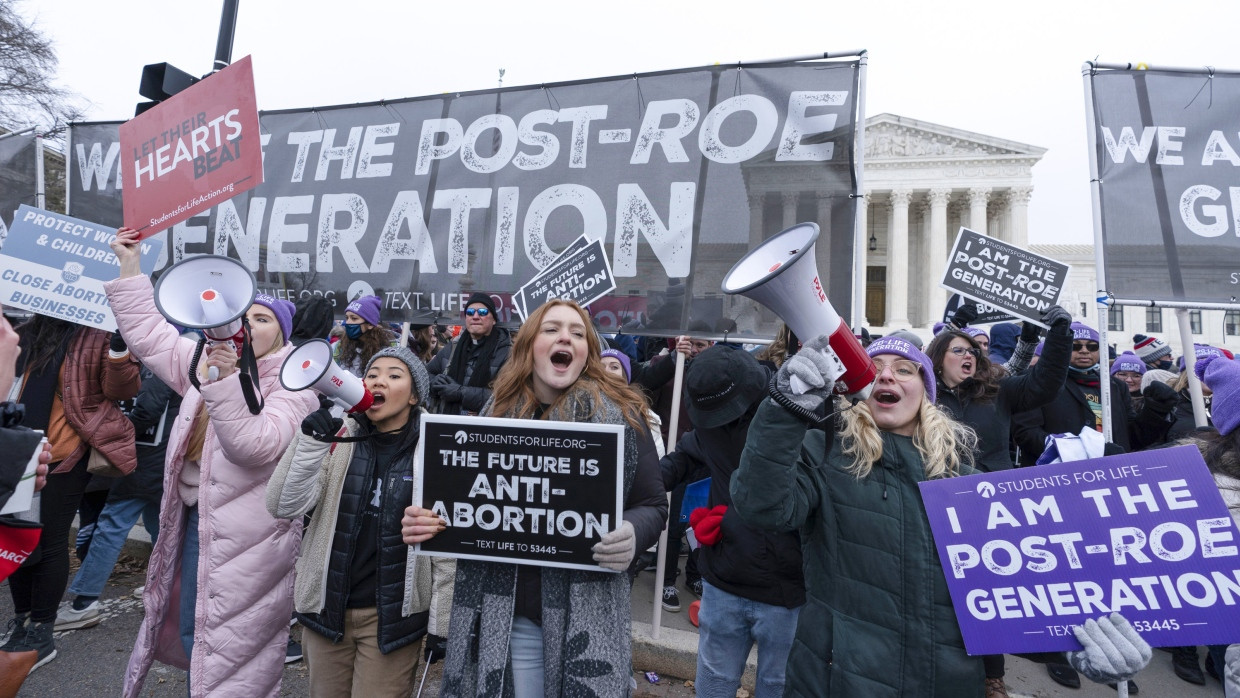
[23,0,1240,246]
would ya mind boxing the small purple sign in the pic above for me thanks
[919,446,1240,655]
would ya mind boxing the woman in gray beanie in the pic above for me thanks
[267,347,452,697]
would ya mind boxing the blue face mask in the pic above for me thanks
[344,323,363,339]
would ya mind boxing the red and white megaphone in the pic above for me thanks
[154,255,257,381]
[721,222,876,400]
[280,339,374,413]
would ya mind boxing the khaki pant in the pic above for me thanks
[303,606,423,698]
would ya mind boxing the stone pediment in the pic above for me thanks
[864,113,1046,161]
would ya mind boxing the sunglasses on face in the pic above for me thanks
[948,346,981,358]
[873,359,923,382]
[1072,342,1100,352]
[464,308,490,317]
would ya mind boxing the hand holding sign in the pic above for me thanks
[1067,614,1152,685]
[109,227,143,279]
[592,520,636,571]
[402,505,447,545]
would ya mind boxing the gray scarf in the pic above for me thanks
[440,380,639,698]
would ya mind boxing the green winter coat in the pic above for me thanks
[730,399,984,698]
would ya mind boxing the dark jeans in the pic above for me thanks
[7,456,91,623]
[663,483,700,587]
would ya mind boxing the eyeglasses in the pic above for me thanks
[948,346,981,358]
[1072,342,1100,352]
[873,359,923,382]
[464,308,490,317]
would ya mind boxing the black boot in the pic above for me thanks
[1170,646,1205,685]
[2,619,56,674]
[1046,662,1081,689]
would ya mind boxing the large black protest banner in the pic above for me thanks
[66,59,860,334]
[0,132,39,240]
[1089,68,1240,304]
[415,414,624,571]
[942,228,1069,326]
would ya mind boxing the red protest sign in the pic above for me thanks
[119,55,262,238]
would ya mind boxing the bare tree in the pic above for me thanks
[0,1,83,137]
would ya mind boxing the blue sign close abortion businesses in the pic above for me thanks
[0,204,164,331]
[920,446,1240,655]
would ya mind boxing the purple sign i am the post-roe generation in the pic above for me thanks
[919,445,1240,655]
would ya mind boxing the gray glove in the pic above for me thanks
[775,334,844,414]
[1066,614,1151,684]
[1041,305,1073,332]
[591,520,635,571]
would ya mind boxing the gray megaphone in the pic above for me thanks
[721,222,876,399]
[153,255,257,381]
[280,339,374,413]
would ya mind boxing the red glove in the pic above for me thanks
[689,505,727,546]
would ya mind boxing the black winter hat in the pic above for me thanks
[465,292,497,317]
[685,346,769,429]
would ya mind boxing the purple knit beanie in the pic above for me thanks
[1070,322,1100,343]
[1110,352,1147,376]
[866,336,936,402]
[1196,355,1240,435]
[1179,344,1227,371]
[600,348,632,383]
[963,327,989,341]
[346,295,383,326]
[252,294,295,343]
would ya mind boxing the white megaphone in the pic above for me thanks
[721,222,877,400]
[280,339,374,413]
[154,255,258,381]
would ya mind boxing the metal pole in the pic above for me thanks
[651,349,686,640]
[850,53,869,329]
[1108,298,1240,312]
[212,0,240,73]
[1174,308,1209,428]
[1089,60,1240,76]
[1082,64,1114,442]
[35,135,45,210]
[0,126,37,142]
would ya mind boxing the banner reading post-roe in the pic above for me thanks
[68,59,860,333]
[415,414,624,572]
[941,227,1069,327]
[118,56,263,238]
[920,446,1240,655]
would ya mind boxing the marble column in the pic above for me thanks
[968,186,990,236]
[857,193,873,325]
[748,192,764,247]
[816,193,834,290]
[926,188,950,328]
[1006,187,1032,249]
[782,192,799,229]
[887,189,912,328]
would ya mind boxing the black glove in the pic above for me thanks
[109,332,127,353]
[1041,305,1073,332]
[1141,381,1178,416]
[950,303,978,329]
[1103,442,1127,457]
[301,402,343,439]
[424,633,447,664]
[429,373,452,398]
[1019,321,1041,343]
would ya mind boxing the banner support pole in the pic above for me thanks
[34,135,45,211]
[651,349,686,640]
[1173,308,1210,428]
[850,52,869,329]
[0,127,37,142]
[1082,63,1114,443]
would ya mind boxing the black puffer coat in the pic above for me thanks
[296,421,428,653]
[935,323,1071,472]
[109,367,180,504]
[426,328,512,414]
[661,405,804,608]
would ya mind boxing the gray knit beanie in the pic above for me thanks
[365,347,430,407]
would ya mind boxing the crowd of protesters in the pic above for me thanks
[0,230,1235,697]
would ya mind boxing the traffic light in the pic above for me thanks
[135,62,199,116]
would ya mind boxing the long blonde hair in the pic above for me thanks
[837,397,976,480]
[488,299,647,432]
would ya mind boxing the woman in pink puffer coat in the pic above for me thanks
[105,229,317,697]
